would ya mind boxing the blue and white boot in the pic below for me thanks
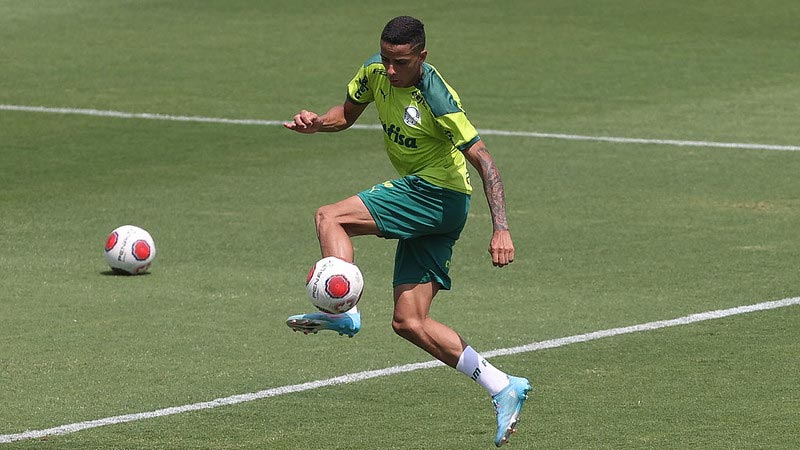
[492,376,532,447]
[285,310,361,337]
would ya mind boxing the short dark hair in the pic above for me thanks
[380,16,425,52]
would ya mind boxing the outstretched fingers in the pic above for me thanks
[283,109,321,133]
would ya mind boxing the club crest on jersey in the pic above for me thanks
[403,106,421,127]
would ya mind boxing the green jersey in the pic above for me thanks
[346,54,480,195]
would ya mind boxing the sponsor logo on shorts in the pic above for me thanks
[368,180,394,193]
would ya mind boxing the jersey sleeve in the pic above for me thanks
[419,65,481,151]
[346,64,374,105]
[435,112,481,151]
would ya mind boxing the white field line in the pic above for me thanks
[1,296,798,444]
[2,103,800,152]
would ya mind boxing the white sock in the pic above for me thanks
[344,305,358,315]
[456,346,510,396]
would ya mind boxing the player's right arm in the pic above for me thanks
[284,98,368,134]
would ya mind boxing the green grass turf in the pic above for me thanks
[10,309,797,449]
[2,0,799,448]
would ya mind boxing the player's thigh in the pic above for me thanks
[393,233,457,290]
[316,195,380,236]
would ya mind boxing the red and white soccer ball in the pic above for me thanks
[306,256,364,314]
[104,225,156,275]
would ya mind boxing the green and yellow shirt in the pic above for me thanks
[346,54,480,195]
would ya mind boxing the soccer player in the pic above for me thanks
[283,16,531,447]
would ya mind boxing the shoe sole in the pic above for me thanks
[497,420,518,447]
[286,318,357,337]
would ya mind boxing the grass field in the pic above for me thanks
[2,1,799,448]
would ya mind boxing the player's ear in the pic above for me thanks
[418,49,428,62]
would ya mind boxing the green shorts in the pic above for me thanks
[357,175,470,290]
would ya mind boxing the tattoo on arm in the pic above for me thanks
[472,143,509,231]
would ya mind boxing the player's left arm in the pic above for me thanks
[462,140,515,267]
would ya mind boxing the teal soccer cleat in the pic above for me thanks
[492,376,532,447]
[286,311,361,337]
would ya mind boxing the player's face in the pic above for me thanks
[380,41,426,88]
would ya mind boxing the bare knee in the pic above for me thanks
[315,204,338,229]
[392,316,424,342]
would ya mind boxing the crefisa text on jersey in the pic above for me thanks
[382,122,418,148]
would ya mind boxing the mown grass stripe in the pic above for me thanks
[2,297,797,444]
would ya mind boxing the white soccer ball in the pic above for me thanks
[305,256,364,314]
[104,225,156,275]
